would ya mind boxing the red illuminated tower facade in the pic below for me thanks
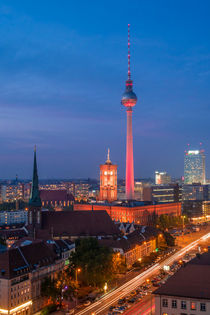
[121,24,137,200]
[99,149,117,202]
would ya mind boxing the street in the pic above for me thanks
[75,231,210,315]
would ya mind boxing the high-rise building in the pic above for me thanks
[182,183,209,201]
[121,24,137,200]
[150,184,182,204]
[99,149,117,202]
[184,149,206,184]
[155,171,171,185]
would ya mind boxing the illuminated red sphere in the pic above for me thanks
[121,90,137,107]
[121,79,137,107]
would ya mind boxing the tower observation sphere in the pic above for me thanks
[121,80,137,107]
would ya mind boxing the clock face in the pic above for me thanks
[110,171,113,175]
[104,171,107,175]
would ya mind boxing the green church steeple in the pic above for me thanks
[29,146,42,207]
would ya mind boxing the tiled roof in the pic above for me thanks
[189,251,210,266]
[154,251,210,300]
[0,241,56,279]
[154,264,210,300]
[0,228,27,239]
[40,190,74,202]
[99,226,158,252]
[40,210,120,238]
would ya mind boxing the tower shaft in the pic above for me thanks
[126,108,134,200]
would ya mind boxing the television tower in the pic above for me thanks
[121,24,137,200]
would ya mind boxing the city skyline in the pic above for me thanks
[0,1,210,179]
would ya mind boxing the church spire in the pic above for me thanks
[29,146,41,207]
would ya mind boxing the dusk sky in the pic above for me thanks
[0,0,210,179]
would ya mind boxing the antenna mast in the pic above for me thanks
[128,24,131,80]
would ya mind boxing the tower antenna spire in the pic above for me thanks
[106,148,111,164]
[107,148,110,161]
[128,24,131,80]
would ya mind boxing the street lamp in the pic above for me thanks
[75,268,81,307]
[75,268,81,284]
[182,215,186,234]
[104,282,108,293]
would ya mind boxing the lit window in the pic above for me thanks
[200,303,206,311]
[104,171,107,175]
[162,299,168,307]
[181,301,187,309]
[191,302,196,310]
[172,300,177,308]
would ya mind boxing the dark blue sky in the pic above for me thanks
[0,0,210,179]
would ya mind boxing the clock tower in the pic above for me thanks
[99,149,117,202]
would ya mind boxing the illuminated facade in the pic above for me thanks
[0,241,74,315]
[184,149,206,184]
[74,202,181,224]
[202,201,210,217]
[99,149,117,202]
[151,184,182,203]
[0,210,28,226]
[121,24,137,200]
[155,171,171,185]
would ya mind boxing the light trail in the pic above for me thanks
[76,231,210,315]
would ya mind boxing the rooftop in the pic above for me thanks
[76,200,179,208]
[40,189,74,202]
[0,241,56,279]
[40,210,120,238]
[0,239,75,279]
[154,251,210,300]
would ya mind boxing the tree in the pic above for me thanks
[41,269,75,306]
[156,214,189,230]
[70,238,114,288]
[112,252,126,274]
[0,237,6,246]
[163,231,175,247]
[41,277,58,304]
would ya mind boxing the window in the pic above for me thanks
[200,303,206,311]
[172,300,177,308]
[181,300,187,309]
[191,302,196,310]
[162,299,168,307]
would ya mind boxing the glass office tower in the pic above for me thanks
[184,150,205,184]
